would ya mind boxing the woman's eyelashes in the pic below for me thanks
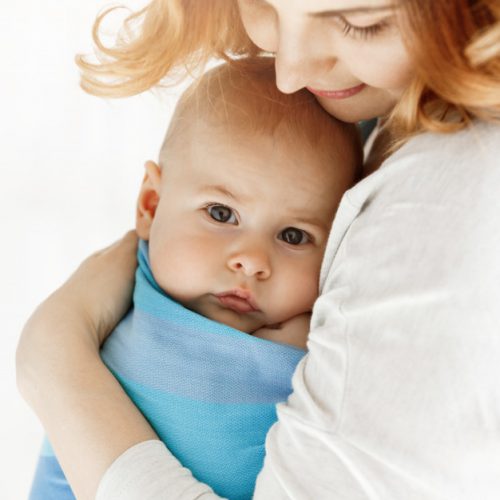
[337,16,390,40]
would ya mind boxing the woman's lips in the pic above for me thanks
[307,83,366,100]
[215,290,259,314]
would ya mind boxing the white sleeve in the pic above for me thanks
[254,122,500,499]
[96,122,500,500]
[96,440,223,500]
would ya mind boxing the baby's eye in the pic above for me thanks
[207,204,238,224]
[279,227,310,246]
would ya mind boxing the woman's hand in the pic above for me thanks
[16,231,158,500]
[45,230,138,347]
[67,230,139,345]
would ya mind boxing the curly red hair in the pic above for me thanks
[76,0,500,140]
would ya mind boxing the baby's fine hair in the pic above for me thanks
[160,57,362,172]
[77,1,499,142]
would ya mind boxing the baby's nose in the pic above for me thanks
[227,248,271,280]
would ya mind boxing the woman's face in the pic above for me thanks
[237,0,414,122]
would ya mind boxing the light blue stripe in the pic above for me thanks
[31,240,304,500]
[101,309,304,404]
[29,454,74,500]
[112,373,272,499]
[40,436,55,457]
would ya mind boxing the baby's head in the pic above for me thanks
[136,58,361,333]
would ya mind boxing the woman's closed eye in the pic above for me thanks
[206,204,238,224]
[336,16,391,40]
[279,227,312,246]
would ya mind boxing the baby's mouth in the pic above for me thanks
[215,290,260,314]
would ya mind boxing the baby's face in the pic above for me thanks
[145,120,354,333]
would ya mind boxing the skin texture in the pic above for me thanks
[237,0,414,122]
[137,117,357,339]
[17,232,159,500]
[16,1,422,498]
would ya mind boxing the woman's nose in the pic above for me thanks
[274,21,335,94]
[227,247,272,280]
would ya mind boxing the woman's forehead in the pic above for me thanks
[259,0,395,15]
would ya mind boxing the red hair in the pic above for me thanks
[76,0,500,141]
[390,0,500,138]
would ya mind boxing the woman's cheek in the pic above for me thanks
[342,36,413,93]
[354,61,411,94]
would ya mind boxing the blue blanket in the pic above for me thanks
[29,241,305,500]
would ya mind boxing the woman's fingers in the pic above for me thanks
[61,230,139,344]
[17,230,139,402]
[92,229,138,257]
[21,230,139,354]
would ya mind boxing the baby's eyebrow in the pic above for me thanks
[200,184,244,202]
[292,216,328,232]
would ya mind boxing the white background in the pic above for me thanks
[0,1,184,497]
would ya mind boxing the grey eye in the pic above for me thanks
[279,227,309,245]
[207,205,237,224]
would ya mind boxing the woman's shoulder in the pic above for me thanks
[391,119,500,166]
[321,120,500,291]
[347,120,500,209]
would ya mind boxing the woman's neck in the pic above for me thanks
[362,121,399,178]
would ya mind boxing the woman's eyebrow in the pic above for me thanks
[308,5,395,18]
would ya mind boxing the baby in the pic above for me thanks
[29,58,361,500]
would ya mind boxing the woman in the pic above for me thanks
[17,1,500,499]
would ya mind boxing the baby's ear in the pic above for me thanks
[136,160,162,240]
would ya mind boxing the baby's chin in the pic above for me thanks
[203,307,266,334]
[173,293,268,333]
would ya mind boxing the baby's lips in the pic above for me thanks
[215,289,260,313]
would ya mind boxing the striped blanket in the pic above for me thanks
[29,240,305,499]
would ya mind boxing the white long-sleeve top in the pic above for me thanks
[97,120,500,500]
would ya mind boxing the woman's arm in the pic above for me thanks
[16,232,161,500]
[253,122,500,499]
[94,123,500,500]
[19,123,500,500]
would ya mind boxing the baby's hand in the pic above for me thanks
[253,313,311,350]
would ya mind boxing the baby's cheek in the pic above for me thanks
[148,245,177,294]
[148,236,206,299]
[273,264,320,321]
